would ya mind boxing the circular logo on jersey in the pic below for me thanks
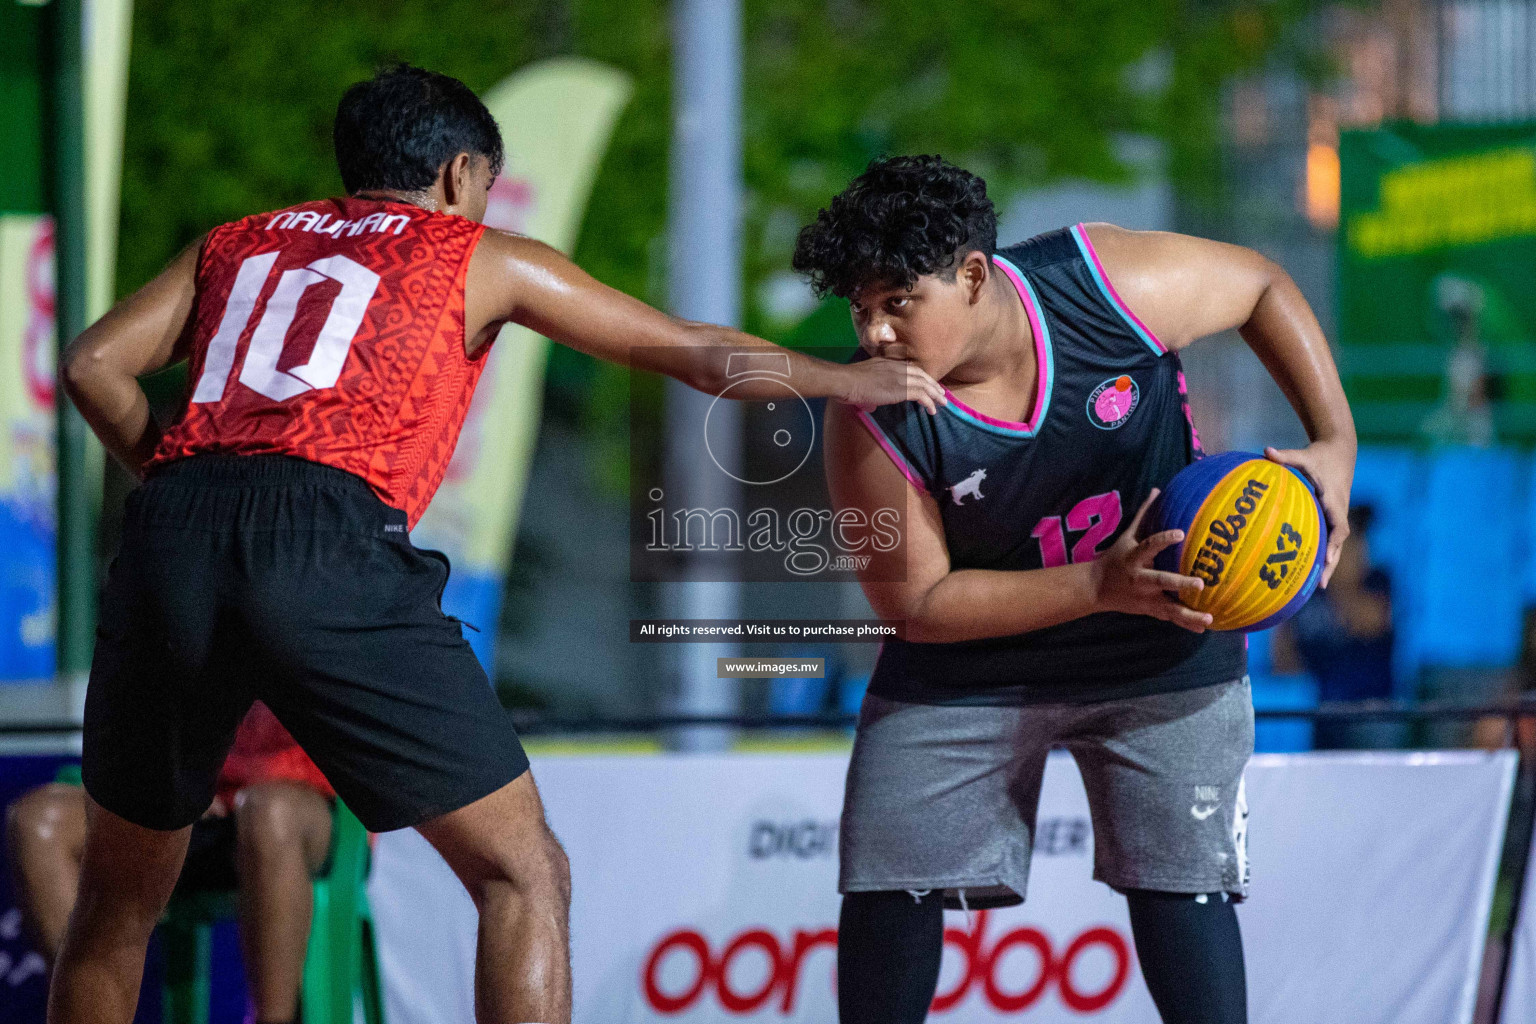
[1086,375,1140,430]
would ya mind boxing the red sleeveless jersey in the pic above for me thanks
[149,198,489,527]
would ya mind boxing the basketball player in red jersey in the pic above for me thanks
[50,65,944,1024]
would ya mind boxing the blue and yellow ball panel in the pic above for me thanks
[1149,452,1326,632]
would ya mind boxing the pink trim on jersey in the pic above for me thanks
[942,256,1051,433]
[1072,223,1167,355]
[854,408,928,492]
[941,390,1033,431]
[1177,368,1205,453]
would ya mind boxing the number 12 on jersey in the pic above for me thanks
[1030,491,1123,568]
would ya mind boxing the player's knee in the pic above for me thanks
[233,784,309,858]
[473,824,570,912]
[544,827,572,903]
[6,784,83,858]
[73,861,172,942]
[512,825,569,903]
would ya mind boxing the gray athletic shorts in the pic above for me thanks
[839,677,1253,909]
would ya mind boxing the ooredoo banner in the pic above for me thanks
[369,750,1513,1024]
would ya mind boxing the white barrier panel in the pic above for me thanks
[370,750,1513,1024]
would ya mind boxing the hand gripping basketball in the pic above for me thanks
[1090,489,1213,633]
[1141,452,1328,631]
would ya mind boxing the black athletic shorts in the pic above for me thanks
[83,454,530,833]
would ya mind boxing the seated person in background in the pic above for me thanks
[1276,504,1397,749]
[6,702,334,1024]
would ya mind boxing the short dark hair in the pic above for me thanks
[333,64,505,195]
[791,155,997,299]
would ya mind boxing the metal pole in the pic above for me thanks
[48,0,96,689]
[1491,716,1536,1024]
[666,0,743,751]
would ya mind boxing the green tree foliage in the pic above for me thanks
[118,0,1330,417]
[118,0,561,293]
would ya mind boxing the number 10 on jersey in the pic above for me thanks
[191,250,381,404]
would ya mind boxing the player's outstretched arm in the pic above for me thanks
[1079,223,1357,586]
[465,229,946,412]
[61,237,203,478]
[823,402,1213,641]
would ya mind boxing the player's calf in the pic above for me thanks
[415,773,572,1024]
[1125,889,1247,1024]
[838,889,944,1024]
[48,798,192,1024]
[233,782,333,1024]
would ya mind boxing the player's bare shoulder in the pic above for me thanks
[1076,222,1273,350]
[463,227,569,352]
[1076,222,1191,286]
[467,225,559,284]
[1079,221,1263,271]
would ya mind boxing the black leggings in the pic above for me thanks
[837,888,1246,1024]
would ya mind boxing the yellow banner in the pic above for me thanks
[86,0,134,322]
[1347,146,1536,260]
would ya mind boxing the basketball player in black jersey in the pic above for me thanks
[795,156,1355,1024]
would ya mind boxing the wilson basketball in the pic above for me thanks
[1147,451,1327,632]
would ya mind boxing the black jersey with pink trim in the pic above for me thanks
[853,224,1246,706]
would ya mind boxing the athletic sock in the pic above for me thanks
[1124,889,1247,1024]
[837,889,944,1024]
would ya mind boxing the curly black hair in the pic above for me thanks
[791,155,997,299]
[334,64,505,195]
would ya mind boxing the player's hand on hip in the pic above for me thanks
[1263,440,1354,589]
[840,357,948,415]
[1090,489,1213,633]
